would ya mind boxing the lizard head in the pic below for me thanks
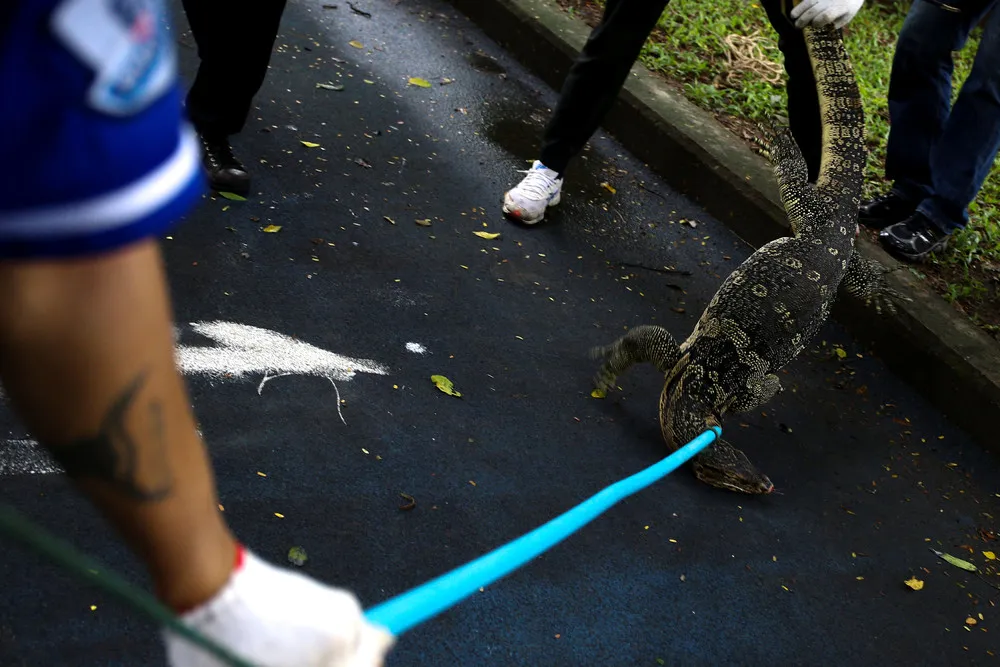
[661,365,774,495]
[691,441,774,495]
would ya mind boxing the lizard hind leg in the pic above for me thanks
[754,123,811,233]
[589,324,681,393]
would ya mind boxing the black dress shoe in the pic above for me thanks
[199,133,250,196]
[859,190,917,229]
[878,211,950,262]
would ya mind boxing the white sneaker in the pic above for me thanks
[502,160,563,224]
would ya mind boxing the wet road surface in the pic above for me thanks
[2,0,1000,665]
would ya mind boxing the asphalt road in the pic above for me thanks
[2,1,1000,665]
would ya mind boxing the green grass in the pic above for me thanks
[570,0,1000,326]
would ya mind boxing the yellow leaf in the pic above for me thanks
[301,141,321,148]
[904,577,924,591]
[349,40,364,48]
[987,551,997,560]
[262,225,282,233]
[473,231,500,240]
[591,388,606,399]
[834,347,847,359]
[600,182,616,194]
[415,219,432,226]
[430,374,462,397]
[219,191,247,201]
[408,77,432,88]
[288,546,308,566]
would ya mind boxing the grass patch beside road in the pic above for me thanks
[559,0,1000,336]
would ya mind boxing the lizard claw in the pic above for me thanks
[588,344,618,394]
[846,257,912,316]
[865,286,912,315]
[753,123,799,167]
[752,131,772,160]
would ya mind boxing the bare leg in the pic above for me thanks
[0,240,236,611]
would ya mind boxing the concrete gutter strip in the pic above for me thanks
[447,0,1000,451]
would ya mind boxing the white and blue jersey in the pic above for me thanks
[0,0,203,258]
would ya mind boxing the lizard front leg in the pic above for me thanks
[724,373,782,414]
[841,250,913,315]
[590,324,681,394]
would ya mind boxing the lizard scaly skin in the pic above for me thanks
[591,25,907,494]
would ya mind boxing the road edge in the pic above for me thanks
[446,0,1000,451]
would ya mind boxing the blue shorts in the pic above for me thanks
[0,0,204,259]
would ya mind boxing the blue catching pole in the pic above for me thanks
[365,426,721,635]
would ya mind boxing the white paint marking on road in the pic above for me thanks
[405,342,427,354]
[178,321,390,383]
[1,321,391,476]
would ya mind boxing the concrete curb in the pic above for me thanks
[447,0,1000,451]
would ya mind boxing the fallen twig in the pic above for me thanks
[636,182,669,201]
[348,1,372,17]
[399,493,416,511]
[619,262,692,276]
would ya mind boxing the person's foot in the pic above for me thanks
[859,189,917,229]
[199,133,251,196]
[878,211,951,263]
[502,160,563,224]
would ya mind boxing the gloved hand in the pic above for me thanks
[789,0,864,29]
[163,547,395,667]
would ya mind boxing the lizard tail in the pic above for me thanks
[803,25,867,199]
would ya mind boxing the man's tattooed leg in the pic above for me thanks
[45,371,173,501]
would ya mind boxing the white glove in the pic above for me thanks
[789,0,864,29]
[163,547,395,667]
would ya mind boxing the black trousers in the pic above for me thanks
[539,0,823,182]
[182,0,288,137]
